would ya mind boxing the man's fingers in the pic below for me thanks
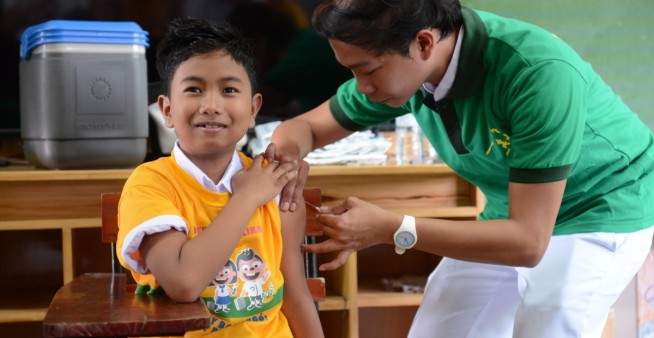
[281,160,309,212]
[303,238,342,253]
[304,239,353,271]
[318,250,353,271]
[264,142,277,162]
[321,197,356,216]
[279,183,296,212]
[262,146,309,213]
[289,162,308,211]
[316,215,341,238]
[278,152,298,164]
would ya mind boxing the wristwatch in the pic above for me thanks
[393,215,417,255]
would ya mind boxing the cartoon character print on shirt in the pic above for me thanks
[486,128,511,157]
[201,248,279,333]
[236,248,273,311]
[211,260,238,313]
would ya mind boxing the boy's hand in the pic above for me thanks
[264,143,309,212]
[231,154,298,207]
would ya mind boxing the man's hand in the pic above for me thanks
[264,143,310,211]
[304,197,402,271]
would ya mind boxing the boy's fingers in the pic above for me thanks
[277,160,297,172]
[252,153,265,167]
[281,170,298,183]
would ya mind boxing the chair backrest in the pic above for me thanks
[101,188,325,302]
[101,192,121,245]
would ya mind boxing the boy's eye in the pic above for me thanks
[224,87,239,94]
[184,87,202,93]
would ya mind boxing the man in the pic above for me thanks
[266,0,654,337]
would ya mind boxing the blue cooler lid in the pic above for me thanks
[20,20,149,59]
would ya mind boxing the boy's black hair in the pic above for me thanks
[156,18,258,96]
[312,0,463,57]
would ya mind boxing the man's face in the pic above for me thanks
[329,40,427,108]
[328,29,453,108]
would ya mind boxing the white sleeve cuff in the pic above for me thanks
[121,215,188,274]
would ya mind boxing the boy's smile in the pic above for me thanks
[195,121,226,130]
[193,119,228,133]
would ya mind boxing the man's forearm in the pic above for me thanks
[271,119,316,159]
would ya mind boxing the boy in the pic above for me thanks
[116,18,323,337]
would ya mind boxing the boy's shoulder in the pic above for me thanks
[126,156,178,185]
[133,155,175,173]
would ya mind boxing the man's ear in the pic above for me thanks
[249,93,262,128]
[158,95,174,128]
[415,29,437,60]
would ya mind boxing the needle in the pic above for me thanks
[305,200,321,212]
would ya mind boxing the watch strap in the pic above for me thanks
[394,215,416,255]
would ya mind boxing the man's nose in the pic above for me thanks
[356,79,375,95]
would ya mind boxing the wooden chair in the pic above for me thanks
[42,273,211,337]
[43,188,325,338]
[298,188,327,301]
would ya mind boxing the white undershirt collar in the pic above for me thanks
[172,140,242,193]
[422,26,464,101]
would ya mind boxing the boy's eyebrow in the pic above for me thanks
[220,76,245,84]
[179,75,245,84]
[179,75,204,83]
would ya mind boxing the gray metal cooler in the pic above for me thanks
[19,20,149,169]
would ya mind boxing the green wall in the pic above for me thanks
[462,0,654,130]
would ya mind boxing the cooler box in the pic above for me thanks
[19,20,149,169]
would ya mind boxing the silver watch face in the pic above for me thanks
[395,231,416,248]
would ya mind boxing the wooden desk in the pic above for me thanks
[42,273,211,337]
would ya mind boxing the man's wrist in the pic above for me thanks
[393,215,417,254]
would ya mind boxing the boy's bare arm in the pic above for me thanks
[280,200,325,338]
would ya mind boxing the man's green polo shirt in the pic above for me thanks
[328,8,654,235]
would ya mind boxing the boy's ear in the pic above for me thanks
[158,95,174,128]
[249,93,262,128]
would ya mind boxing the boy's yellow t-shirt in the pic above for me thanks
[116,153,292,337]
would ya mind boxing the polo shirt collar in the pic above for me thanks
[449,7,487,99]
[422,25,464,101]
[420,7,487,100]
[172,140,243,193]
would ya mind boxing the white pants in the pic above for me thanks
[408,226,654,338]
